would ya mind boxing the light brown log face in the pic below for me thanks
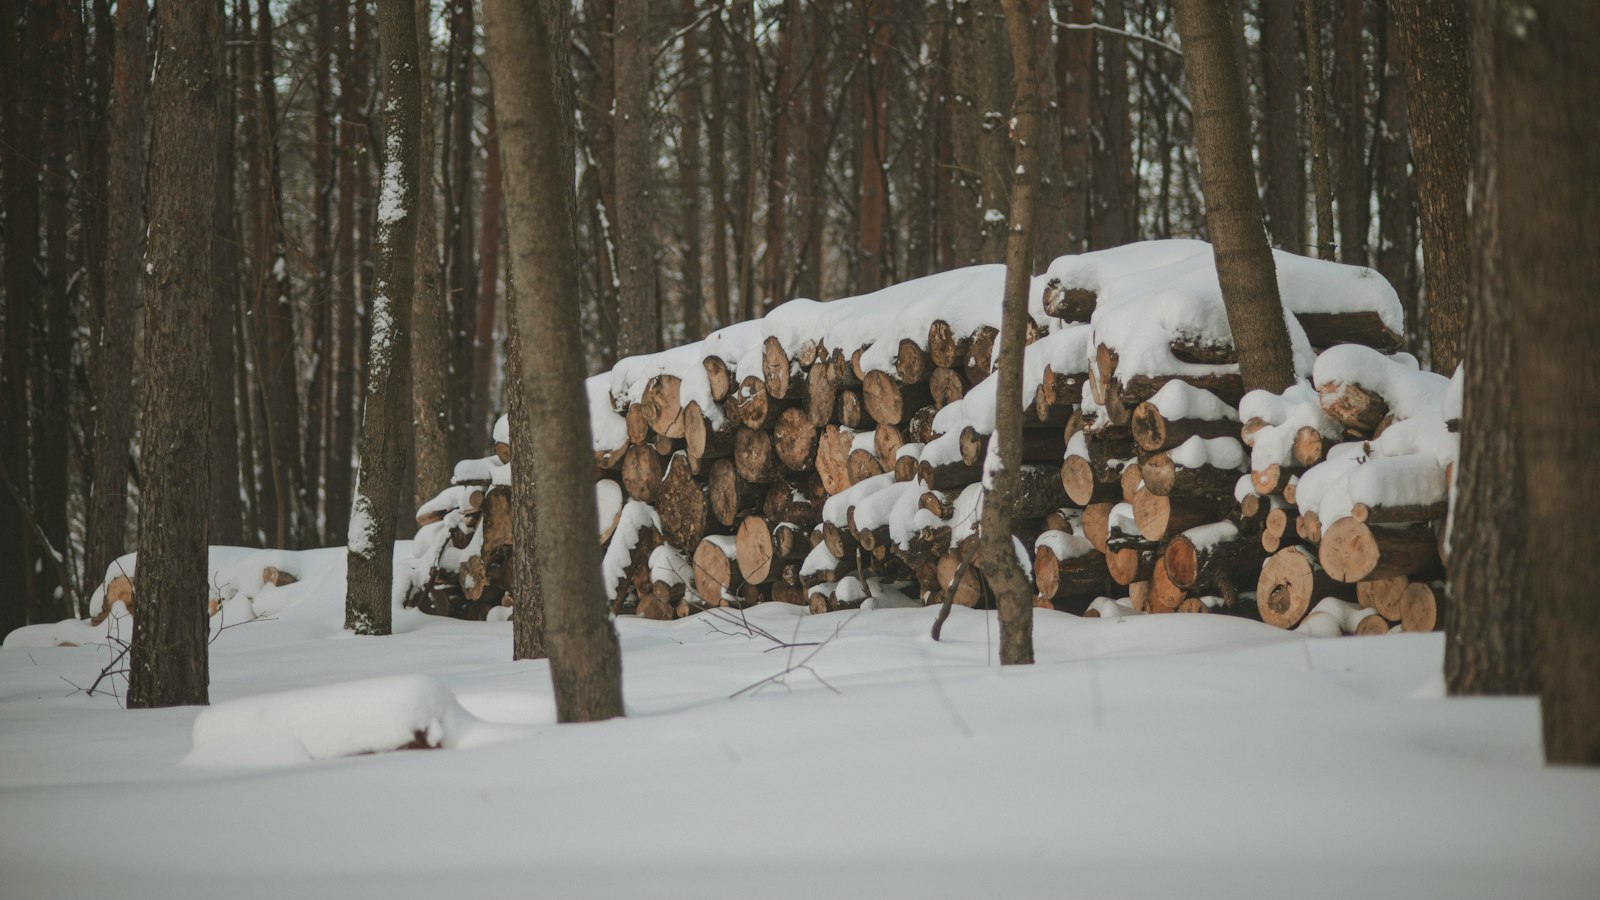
[895,339,932,384]
[1256,546,1320,628]
[773,406,819,471]
[1319,518,1439,582]
[815,425,855,495]
[846,448,886,485]
[1354,614,1392,636]
[936,552,983,608]
[930,366,966,409]
[703,356,732,402]
[1130,402,1240,453]
[692,538,739,606]
[733,427,781,483]
[736,515,778,584]
[683,401,736,461]
[962,326,999,385]
[709,458,759,527]
[641,375,687,439]
[1357,575,1409,621]
[1400,582,1440,633]
[621,444,665,502]
[1318,381,1390,435]
[658,453,712,550]
[1132,488,1219,542]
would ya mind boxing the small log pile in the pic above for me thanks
[421,243,1449,638]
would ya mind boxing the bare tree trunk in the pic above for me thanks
[793,1,828,299]
[473,95,503,419]
[1391,0,1468,373]
[947,0,984,266]
[974,0,1013,262]
[36,14,75,618]
[1475,0,1600,764]
[211,10,244,547]
[1174,0,1297,394]
[1374,3,1418,348]
[412,0,451,508]
[983,0,1041,666]
[85,0,146,595]
[1302,0,1337,260]
[129,0,220,708]
[678,0,705,337]
[1259,0,1306,253]
[327,0,366,547]
[506,291,542,660]
[1444,0,1530,697]
[763,0,796,306]
[1056,0,1092,252]
[483,0,625,722]
[303,0,338,542]
[345,0,421,637]
[1092,0,1136,248]
[1024,0,1065,269]
[614,0,659,356]
[855,0,889,289]
[707,6,732,324]
[1331,0,1369,264]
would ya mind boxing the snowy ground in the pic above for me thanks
[2,548,1598,899]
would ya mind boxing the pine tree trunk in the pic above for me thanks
[506,291,544,660]
[1476,0,1600,764]
[614,0,659,356]
[85,0,147,597]
[1302,0,1337,260]
[855,0,888,290]
[1391,0,1469,373]
[1092,0,1136,248]
[677,0,705,338]
[707,6,732,325]
[794,1,828,299]
[484,0,625,722]
[762,0,795,307]
[473,95,503,422]
[411,0,451,509]
[974,0,1013,263]
[129,0,220,708]
[1331,0,1369,264]
[442,0,477,460]
[1057,0,1092,252]
[37,19,75,618]
[1174,0,1298,394]
[1374,4,1418,350]
[345,0,421,637]
[984,0,1040,666]
[1259,0,1307,253]
[210,17,244,547]
[326,0,367,547]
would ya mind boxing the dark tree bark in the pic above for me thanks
[855,0,889,290]
[1331,0,1369,264]
[345,0,421,636]
[304,0,338,542]
[129,0,221,708]
[85,0,147,597]
[1174,0,1298,394]
[793,0,828,300]
[412,0,451,509]
[706,5,732,324]
[678,0,705,337]
[1392,0,1469,373]
[472,93,503,431]
[1302,0,1337,260]
[983,0,1041,667]
[327,0,369,547]
[1374,2,1418,346]
[946,0,985,265]
[484,0,625,722]
[1056,0,1092,252]
[763,0,795,306]
[1259,0,1306,253]
[614,0,659,355]
[506,295,542,660]
[442,0,477,459]
[974,0,1013,263]
[210,5,244,547]
[1475,0,1600,764]
[1024,0,1066,269]
[1092,0,1136,248]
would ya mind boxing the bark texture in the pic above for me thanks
[1392,0,1469,373]
[345,0,421,636]
[129,0,220,708]
[484,0,625,721]
[1259,0,1306,253]
[1174,0,1298,394]
[412,0,451,510]
[614,0,659,356]
[1476,0,1599,764]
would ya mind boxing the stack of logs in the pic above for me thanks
[416,278,1440,637]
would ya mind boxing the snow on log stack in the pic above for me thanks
[414,238,1455,636]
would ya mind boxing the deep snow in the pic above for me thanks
[2,547,1598,899]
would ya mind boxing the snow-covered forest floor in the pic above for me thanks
[3,546,1598,899]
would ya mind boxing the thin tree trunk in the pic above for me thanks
[210,6,244,547]
[974,0,1012,263]
[983,0,1041,667]
[1093,0,1136,248]
[443,0,477,458]
[1259,0,1306,253]
[483,0,625,722]
[412,0,451,508]
[36,15,75,618]
[473,96,503,421]
[614,0,659,355]
[678,0,705,337]
[794,0,828,299]
[1391,0,1469,373]
[1475,0,1600,764]
[735,0,759,320]
[1024,0,1066,270]
[1374,3,1418,348]
[85,0,147,596]
[1174,0,1297,394]
[763,0,796,307]
[1331,0,1369,264]
[1056,0,1092,252]
[707,7,732,324]
[505,285,543,659]
[129,0,220,708]
[303,0,338,542]
[327,0,367,545]
[855,0,888,290]
[345,0,421,637]
[1302,0,1337,260]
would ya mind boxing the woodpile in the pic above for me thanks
[417,243,1448,638]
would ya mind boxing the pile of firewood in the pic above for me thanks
[417,242,1449,637]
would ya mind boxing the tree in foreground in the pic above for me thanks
[981,0,1043,667]
[345,0,421,636]
[127,0,221,709]
[1474,0,1600,764]
[484,0,624,721]
[1173,0,1298,395]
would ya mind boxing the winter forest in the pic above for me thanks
[1,0,1598,895]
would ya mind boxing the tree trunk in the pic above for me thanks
[1331,0,1369,264]
[613,0,659,356]
[345,0,421,637]
[982,0,1041,666]
[1392,0,1469,373]
[1374,1,1418,350]
[1057,0,1092,252]
[1174,0,1298,395]
[1092,0,1136,248]
[1259,0,1306,253]
[678,0,705,338]
[484,0,625,722]
[506,289,543,659]
[1476,0,1600,764]
[210,12,244,547]
[129,0,220,708]
[303,0,337,542]
[474,94,503,425]
[443,0,477,460]
[327,0,368,547]
[763,0,796,306]
[86,0,147,599]
[412,0,451,509]
[707,6,732,325]
[855,0,888,290]
[1302,0,1337,260]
